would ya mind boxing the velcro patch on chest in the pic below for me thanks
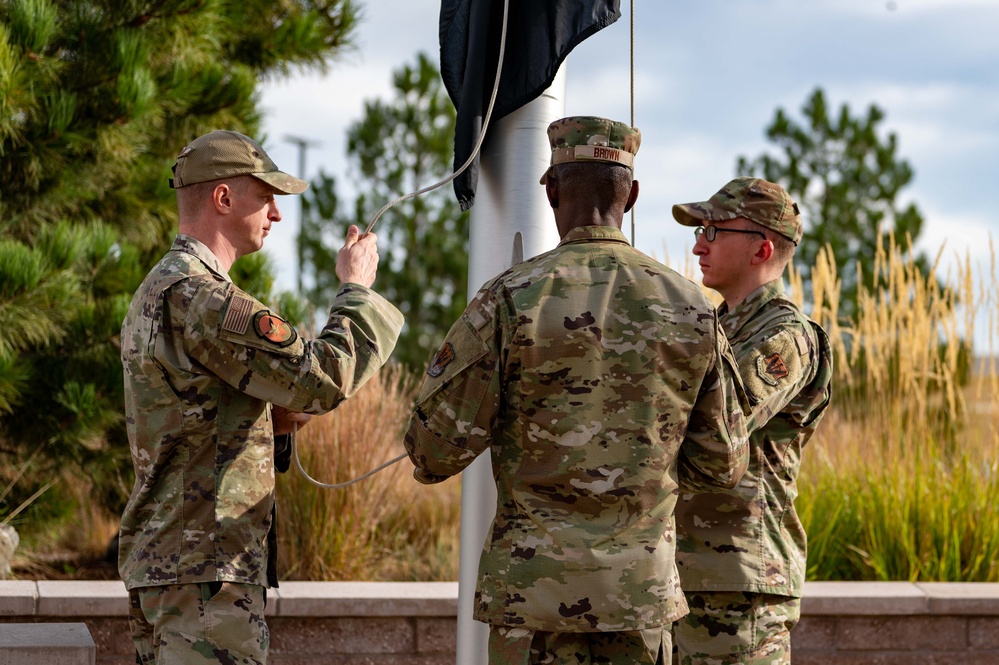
[222,295,254,335]
[427,342,455,377]
[253,311,298,347]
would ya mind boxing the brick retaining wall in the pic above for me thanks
[1,581,997,663]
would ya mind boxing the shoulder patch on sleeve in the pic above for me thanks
[222,295,254,335]
[427,342,455,377]
[757,352,789,386]
[741,327,802,402]
[253,310,298,347]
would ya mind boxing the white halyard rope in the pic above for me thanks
[293,0,512,489]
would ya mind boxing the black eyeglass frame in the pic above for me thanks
[693,225,767,243]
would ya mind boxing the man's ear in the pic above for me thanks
[213,183,232,215]
[624,179,639,213]
[545,175,559,209]
[751,238,775,265]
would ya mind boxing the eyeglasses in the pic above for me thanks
[693,225,767,243]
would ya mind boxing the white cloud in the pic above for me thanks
[820,0,999,17]
[827,81,999,148]
[915,206,998,271]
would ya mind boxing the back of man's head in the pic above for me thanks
[541,116,641,219]
[553,161,634,211]
[540,116,640,179]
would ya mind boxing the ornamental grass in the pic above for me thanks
[4,234,997,582]
[275,363,460,581]
[795,234,999,581]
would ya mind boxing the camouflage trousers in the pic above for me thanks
[127,582,268,665]
[488,624,668,664]
[671,592,799,665]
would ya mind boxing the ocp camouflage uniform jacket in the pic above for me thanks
[676,279,832,597]
[404,225,749,633]
[119,234,403,591]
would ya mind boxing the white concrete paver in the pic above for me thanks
[801,581,928,615]
[0,622,95,665]
[272,581,459,617]
[36,580,127,617]
[917,581,999,615]
[0,581,36,616]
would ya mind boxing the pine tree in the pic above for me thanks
[737,88,929,319]
[0,0,358,522]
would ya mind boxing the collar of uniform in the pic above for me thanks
[718,278,785,338]
[557,225,630,247]
[171,234,233,283]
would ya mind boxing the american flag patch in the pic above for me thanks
[222,295,254,335]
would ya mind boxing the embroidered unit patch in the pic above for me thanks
[253,311,298,347]
[758,352,790,386]
[427,342,455,377]
[222,296,254,335]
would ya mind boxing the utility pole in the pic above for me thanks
[284,135,321,293]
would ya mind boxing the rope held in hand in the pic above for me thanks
[291,0,512,490]
[363,0,511,236]
[291,423,408,489]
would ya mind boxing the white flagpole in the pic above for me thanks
[456,67,566,664]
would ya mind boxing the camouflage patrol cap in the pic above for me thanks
[539,116,641,184]
[672,177,802,244]
[169,130,308,194]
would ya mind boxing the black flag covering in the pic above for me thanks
[440,0,622,210]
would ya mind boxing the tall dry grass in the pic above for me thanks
[7,233,997,583]
[275,232,999,583]
[276,364,460,580]
[795,233,999,582]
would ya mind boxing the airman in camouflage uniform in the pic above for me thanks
[404,117,750,665]
[119,130,403,664]
[671,177,833,664]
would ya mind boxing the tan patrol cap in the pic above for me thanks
[672,177,802,244]
[540,116,641,184]
[169,130,308,194]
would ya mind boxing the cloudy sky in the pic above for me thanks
[259,0,999,310]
